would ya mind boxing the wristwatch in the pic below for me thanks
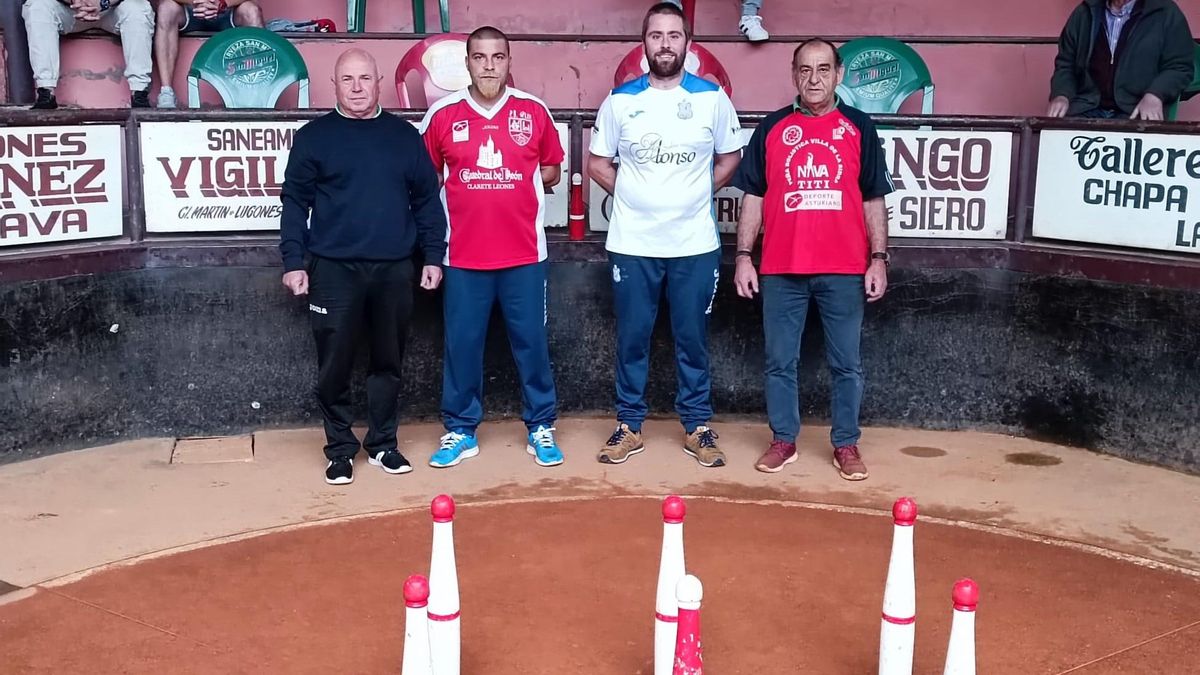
[870,251,890,266]
[735,250,753,259]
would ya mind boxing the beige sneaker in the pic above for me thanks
[683,425,726,467]
[597,423,644,464]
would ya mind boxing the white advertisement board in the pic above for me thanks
[0,125,124,247]
[589,129,1012,239]
[1033,129,1200,254]
[142,119,570,233]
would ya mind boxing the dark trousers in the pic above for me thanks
[762,274,865,448]
[441,261,556,435]
[609,249,720,433]
[307,256,414,460]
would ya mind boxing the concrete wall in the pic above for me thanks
[2,258,1197,472]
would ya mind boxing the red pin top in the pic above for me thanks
[892,497,918,526]
[431,494,456,522]
[404,574,430,608]
[952,578,980,611]
[662,495,686,524]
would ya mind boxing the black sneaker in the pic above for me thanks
[369,449,413,475]
[325,457,354,485]
[131,89,151,108]
[32,88,57,110]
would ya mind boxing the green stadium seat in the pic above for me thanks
[1165,45,1200,121]
[186,27,310,109]
[835,37,934,115]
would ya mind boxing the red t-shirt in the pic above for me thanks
[419,88,564,270]
[733,102,893,275]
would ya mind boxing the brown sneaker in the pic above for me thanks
[755,440,798,473]
[683,425,726,467]
[597,423,644,464]
[833,445,869,481]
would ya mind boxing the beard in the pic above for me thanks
[647,49,684,78]
[474,78,504,99]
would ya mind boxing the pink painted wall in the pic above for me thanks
[48,35,1200,120]
[249,0,1200,38]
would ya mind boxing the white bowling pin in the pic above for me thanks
[402,574,433,675]
[428,495,460,675]
[879,497,918,675]
[942,578,979,675]
[655,496,687,675]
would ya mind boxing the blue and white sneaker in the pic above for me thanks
[526,425,564,467]
[430,431,479,468]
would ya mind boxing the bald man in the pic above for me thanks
[280,49,448,485]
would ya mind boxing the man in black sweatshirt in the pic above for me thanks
[280,48,448,486]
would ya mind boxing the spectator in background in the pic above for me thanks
[1048,0,1194,120]
[663,0,769,42]
[22,0,155,109]
[154,0,264,108]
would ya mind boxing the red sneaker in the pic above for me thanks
[833,445,869,481]
[755,440,798,473]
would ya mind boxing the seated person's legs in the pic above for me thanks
[738,0,768,42]
[154,0,186,108]
[155,1,264,109]
[21,0,80,109]
[99,0,155,107]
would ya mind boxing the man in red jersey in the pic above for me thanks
[731,38,894,480]
[419,26,566,469]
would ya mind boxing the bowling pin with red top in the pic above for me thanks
[672,574,704,675]
[879,497,918,675]
[402,574,433,675]
[428,495,460,675]
[655,496,687,675]
[943,578,979,675]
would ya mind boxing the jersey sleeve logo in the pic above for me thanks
[452,120,469,143]
[508,109,533,146]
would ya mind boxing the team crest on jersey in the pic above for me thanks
[781,125,804,146]
[508,109,533,146]
[452,120,469,142]
[677,100,693,120]
[832,126,845,140]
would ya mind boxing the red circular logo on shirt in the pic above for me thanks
[781,125,804,146]
[784,192,805,210]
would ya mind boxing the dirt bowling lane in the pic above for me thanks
[2,497,1198,674]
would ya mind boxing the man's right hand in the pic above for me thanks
[193,0,220,19]
[1046,96,1070,118]
[282,270,309,296]
[734,258,759,299]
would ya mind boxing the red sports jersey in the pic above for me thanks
[419,88,564,270]
[733,102,894,275]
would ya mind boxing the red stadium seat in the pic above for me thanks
[394,33,515,108]
[612,42,733,98]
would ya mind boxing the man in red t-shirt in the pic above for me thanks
[731,37,894,480]
[419,26,566,469]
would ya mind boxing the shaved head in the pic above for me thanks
[335,48,379,77]
[333,48,382,118]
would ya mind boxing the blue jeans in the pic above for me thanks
[441,262,556,435]
[610,250,720,433]
[762,274,865,447]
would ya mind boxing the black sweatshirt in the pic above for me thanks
[279,109,447,272]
